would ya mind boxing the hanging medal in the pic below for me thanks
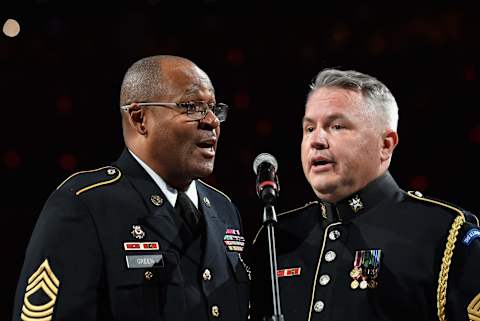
[367,249,382,289]
[359,251,370,289]
[350,250,362,289]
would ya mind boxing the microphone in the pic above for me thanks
[253,153,280,205]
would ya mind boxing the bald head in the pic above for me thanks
[120,55,197,106]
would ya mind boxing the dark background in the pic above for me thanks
[2,1,479,319]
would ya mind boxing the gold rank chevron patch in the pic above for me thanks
[468,293,480,321]
[21,259,60,321]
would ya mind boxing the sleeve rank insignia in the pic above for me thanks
[21,259,60,321]
[468,293,480,321]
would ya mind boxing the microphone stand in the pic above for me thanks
[262,202,284,321]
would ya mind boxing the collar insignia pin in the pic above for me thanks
[203,197,211,207]
[131,225,145,239]
[348,195,364,213]
[320,203,327,219]
[150,195,164,207]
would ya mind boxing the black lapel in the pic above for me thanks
[114,149,184,253]
[197,183,237,296]
[197,183,228,267]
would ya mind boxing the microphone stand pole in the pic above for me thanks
[262,203,284,321]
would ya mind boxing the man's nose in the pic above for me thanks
[311,129,329,149]
[199,109,220,129]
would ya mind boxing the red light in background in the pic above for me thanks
[469,126,480,144]
[256,119,273,137]
[226,49,245,65]
[368,34,386,56]
[233,92,250,110]
[4,150,21,168]
[59,153,77,171]
[57,95,73,114]
[464,64,477,81]
[409,175,429,191]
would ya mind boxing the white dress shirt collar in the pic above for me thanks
[128,149,198,208]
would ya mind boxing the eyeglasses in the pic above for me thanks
[120,101,229,122]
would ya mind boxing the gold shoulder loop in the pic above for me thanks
[56,166,122,196]
[406,191,465,218]
[57,166,116,190]
[197,180,231,202]
[252,201,319,245]
[75,167,122,195]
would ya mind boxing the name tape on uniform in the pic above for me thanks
[125,254,164,269]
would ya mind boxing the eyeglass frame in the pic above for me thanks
[119,101,229,122]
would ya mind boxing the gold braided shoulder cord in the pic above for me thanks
[406,191,467,321]
[437,215,465,321]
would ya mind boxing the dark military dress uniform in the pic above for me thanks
[13,149,249,321]
[250,172,480,321]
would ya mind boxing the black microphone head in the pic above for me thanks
[253,153,278,175]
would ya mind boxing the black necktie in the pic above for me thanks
[175,191,201,234]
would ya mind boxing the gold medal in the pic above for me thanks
[350,279,359,289]
[350,251,363,289]
[350,267,362,278]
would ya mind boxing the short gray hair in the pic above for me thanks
[120,55,194,106]
[309,68,399,131]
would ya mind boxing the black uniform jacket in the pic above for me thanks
[13,149,249,321]
[250,172,480,321]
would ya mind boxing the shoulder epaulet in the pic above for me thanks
[407,191,479,226]
[252,201,319,245]
[56,166,122,196]
[197,179,231,202]
[406,191,466,321]
[406,191,465,219]
[466,211,480,227]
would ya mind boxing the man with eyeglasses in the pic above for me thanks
[13,55,249,321]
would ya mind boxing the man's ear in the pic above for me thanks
[127,104,147,136]
[380,129,398,161]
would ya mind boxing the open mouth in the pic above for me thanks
[197,141,215,149]
[312,160,330,166]
[196,139,216,156]
[311,157,334,171]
